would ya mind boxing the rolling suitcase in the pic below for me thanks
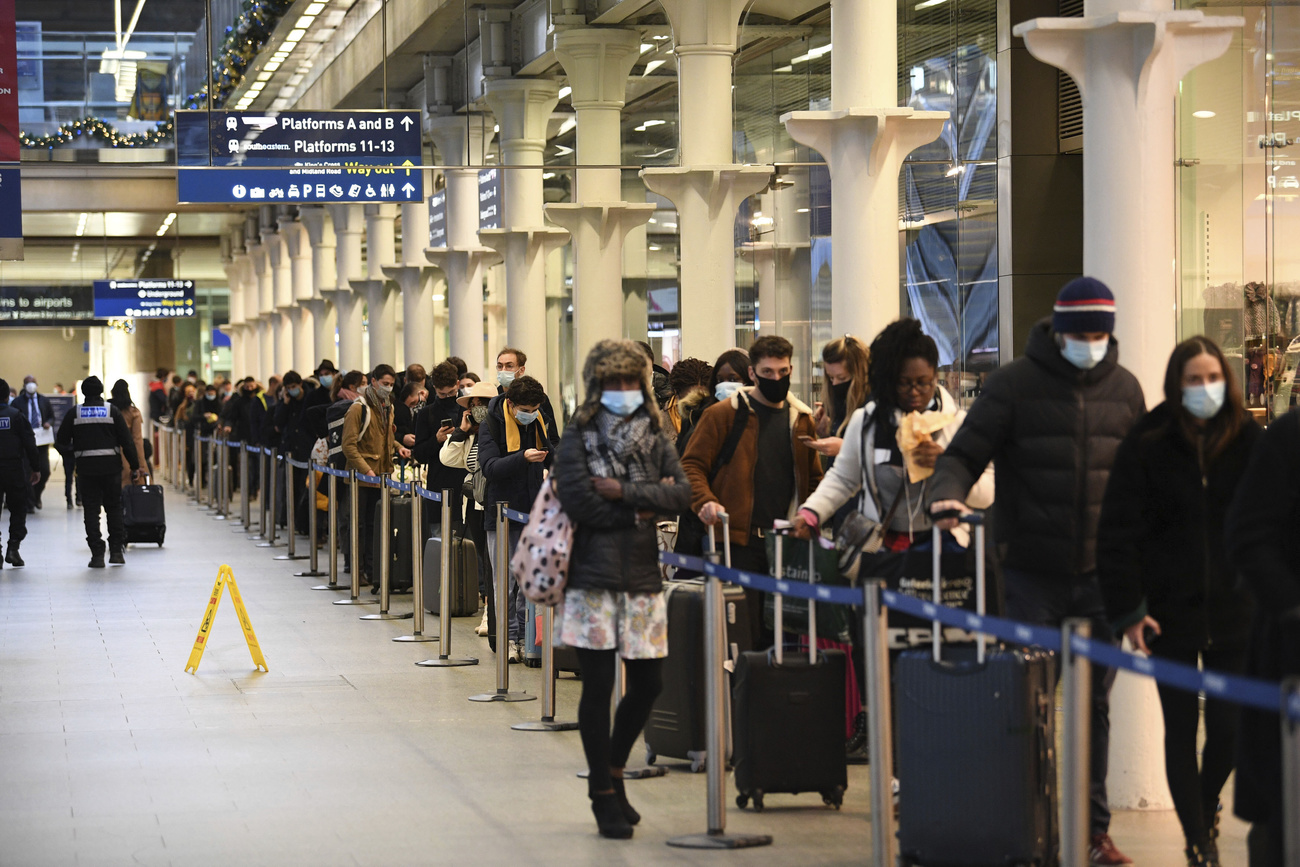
[372,496,416,591]
[732,529,847,811]
[895,520,1057,867]
[523,600,544,667]
[122,482,166,546]
[422,533,479,616]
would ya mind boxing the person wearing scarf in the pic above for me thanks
[341,365,406,590]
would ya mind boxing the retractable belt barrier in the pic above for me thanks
[360,477,413,623]
[415,486,477,667]
[469,504,531,700]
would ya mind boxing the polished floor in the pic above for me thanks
[0,471,1249,866]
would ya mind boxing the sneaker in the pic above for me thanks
[507,640,522,664]
[475,610,489,636]
[88,552,106,569]
[5,547,24,568]
[1090,832,1134,866]
[108,549,126,565]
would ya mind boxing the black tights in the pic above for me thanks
[1154,643,1246,845]
[575,649,664,794]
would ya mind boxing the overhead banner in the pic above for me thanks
[176,110,423,204]
[478,168,501,231]
[428,190,447,247]
[0,285,97,325]
[93,279,195,319]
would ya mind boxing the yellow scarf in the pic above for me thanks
[666,395,682,434]
[503,398,548,452]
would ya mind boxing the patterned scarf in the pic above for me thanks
[582,407,657,483]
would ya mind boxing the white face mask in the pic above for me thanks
[1061,336,1109,371]
[24,382,37,394]
[1182,381,1226,420]
[715,381,744,402]
[497,370,516,388]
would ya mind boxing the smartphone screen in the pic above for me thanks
[441,418,457,428]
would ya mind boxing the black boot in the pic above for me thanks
[610,777,640,826]
[88,550,106,569]
[589,792,633,839]
[5,546,24,567]
[109,548,126,565]
[846,710,869,764]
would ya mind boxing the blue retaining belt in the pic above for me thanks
[317,466,351,479]
[227,441,242,448]
[413,485,442,503]
[504,508,530,525]
[356,473,381,485]
[285,458,310,470]
[387,479,412,494]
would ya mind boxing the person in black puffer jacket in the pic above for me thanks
[1098,337,1260,865]
[552,339,691,841]
[928,277,1145,864]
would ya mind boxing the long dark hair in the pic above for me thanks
[708,349,753,393]
[1161,335,1247,462]
[867,319,939,423]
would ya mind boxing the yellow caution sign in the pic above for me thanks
[184,565,268,674]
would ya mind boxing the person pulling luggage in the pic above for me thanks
[55,376,144,568]
[0,378,41,568]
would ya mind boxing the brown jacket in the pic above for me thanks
[120,405,146,488]
[680,388,823,547]
[341,398,394,483]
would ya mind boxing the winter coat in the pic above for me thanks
[929,319,1146,577]
[478,393,559,514]
[1097,402,1260,651]
[680,388,824,548]
[412,396,469,493]
[553,411,692,594]
[55,399,140,478]
[1225,410,1300,824]
[341,398,394,483]
[118,405,146,487]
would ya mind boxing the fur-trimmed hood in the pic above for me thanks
[574,339,663,429]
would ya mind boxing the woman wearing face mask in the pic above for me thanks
[440,381,499,638]
[109,380,148,487]
[551,339,691,840]
[675,348,752,456]
[1098,336,1260,867]
[809,335,871,460]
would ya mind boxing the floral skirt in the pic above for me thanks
[556,587,668,659]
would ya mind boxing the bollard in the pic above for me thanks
[334,470,379,606]
[513,603,578,731]
[312,468,347,591]
[1060,618,1092,867]
[296,463,327,577]
[1284,677,1300,863]
[238,444,252,531]
[257,450,285,548]
[394,485,438,642]
[468,503,525,694]
[275,460,308,561]
[668,516,772,850]
[361,479,413,621]
[418,488,478,666]
[862,581,898,867]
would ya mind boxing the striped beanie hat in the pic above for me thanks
[1053,277,1115,335]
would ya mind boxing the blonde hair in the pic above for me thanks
[822,335,871,436]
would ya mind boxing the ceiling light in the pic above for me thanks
[558,86,571,99]
[493,124,500,133]
[264,60,281,72]
[257,71,273,81]
[305,2,326,13]
[790,43,832,65]
[796,208,810,213]
[286,29,307,42]
[295,15,316,29]
[1192,110,1216,119]
[641,43,654,54]
[648,245,661,251]
[775,65,793,73]
[915,0,949,8]
[558,118,576,136]
[643,59,666,76]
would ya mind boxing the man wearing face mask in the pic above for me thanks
[304,361,338,414]
[681,335,824,646]
[273,371,313,535]
[341,364,409,591]
[927,276,1145,866]
[494,347,559,435]
[11,375,53,511]
[412,361,468,533]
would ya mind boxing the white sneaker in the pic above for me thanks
[507,640,522,664]
[475,609,489,636]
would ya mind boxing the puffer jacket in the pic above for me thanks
[930,318,1145,577]
[553,410,692,594]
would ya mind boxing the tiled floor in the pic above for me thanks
[0,475,1249,866]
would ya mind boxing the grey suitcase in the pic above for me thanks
[422,534,479,617]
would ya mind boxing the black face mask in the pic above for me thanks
[830,380,851,401]
[755,374,791,404]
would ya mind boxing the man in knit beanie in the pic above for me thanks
[926,276,1146,864]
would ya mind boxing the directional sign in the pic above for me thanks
[478,168,502,231]
[0,285,96,325]
[428,190,447,247]
[176,110,423,205]
[93,279,196,319]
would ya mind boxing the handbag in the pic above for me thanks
[762,535,854,643]
[512,478,575,607]
[835,414,907,582]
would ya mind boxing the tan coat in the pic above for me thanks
[120,405,146,487]
[341,398,394,483]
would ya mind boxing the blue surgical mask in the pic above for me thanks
[497,371,516,388]
[601,389,645,417]
[318,374,333,389]
[1061,336,1109,371]
[1182,381,1226,420]
[288,387,301,399]
[514,408,538,426]
[715,381,744,402]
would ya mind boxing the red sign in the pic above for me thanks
[0,0,17,163]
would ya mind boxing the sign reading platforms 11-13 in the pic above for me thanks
[93,279,195,319]
[176,110,423,205]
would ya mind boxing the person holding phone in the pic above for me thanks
[1098,336,1260,866]
[412,361,468,532]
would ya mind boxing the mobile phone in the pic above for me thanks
[1142,625,1161,650]
[441,417,457,428]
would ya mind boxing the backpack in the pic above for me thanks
[325,399,370,470]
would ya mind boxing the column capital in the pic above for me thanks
[281,220,310,260]
[297,205,336,248]
[640,165,773,217]
[656,0,753,52]
[782,108,948,178]
[552,28,641,111]
[326,202,365,236]
[427,114,493,167]
[544,202,656,248]
[484,78,561,147]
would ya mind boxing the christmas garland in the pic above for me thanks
[21,0,294,149]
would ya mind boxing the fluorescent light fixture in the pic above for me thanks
[156,213,177,237]
[1192,110,1216,119]
[648,245,661,251]
[264,60,282,72]
[558,86,571,99]
[305,2,326,13]
[775,65,793,73]
[790,43,832,65]
[295,15,316,29]
[641,43,654,54]
[286,29,307,42]
[796,208,810,213]
[542,172,556,180]
[643,60,666,76]
[945,163,965,177]
[558,117,576,136]
[664,222,677,230]
[493,124,500,133]
[257,71,273,81]
[432,294,445,301]
[915,0,948,8]
[76,213,89,237]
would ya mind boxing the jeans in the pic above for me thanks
[484,521,524,642]
[1003,567,1117,836]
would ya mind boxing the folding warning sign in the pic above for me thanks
[184,565,268,674]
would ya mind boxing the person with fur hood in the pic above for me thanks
[551,339,692,840]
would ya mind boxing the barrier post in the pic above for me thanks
[202,439,215,508]
[668,516,772,850]
[226,442,243,526]
[468,503,525,695]
[213,439,229,520]
[296,464,327,577]
[312,468,346,591]
[362,480,413,621]
[395,484,438,642]
[257,450,285,548]
[1061,618,1092,867]
[238,444,252,531]
[418,488,477,665]
[863,581,897,867]
[1284,677,1300,863]
[249,448,268,540]
[513,603,578,731]
[334,470,378,606]
[275,461,308,561]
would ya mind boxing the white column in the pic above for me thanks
[248,240,274,382]
[263,223,293,376]
[224,236,252,379]
[481,78,570,389]
[383,190,440,368]
[353,203,399,369]
[641,0,772,361]
[547,28,657,374]
[426,115,500,375]
[781,0,947,342]
[298,206,339,368]
[282,217,317,374]
[326,203,367,372]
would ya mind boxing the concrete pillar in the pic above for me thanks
[282,216,317,374]
[248,240,273,382]
[481,78,570,389]
[353,203,399,369]
[263,222,293,376]
[383,190,440,369]
[548,28,657,376]
[426,115,500,376]
[298,206,339,368]
[326,203,367,373]
[640,0,772,362]
[781,0,948,341]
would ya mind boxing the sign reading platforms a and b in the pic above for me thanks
[184,565,268,674]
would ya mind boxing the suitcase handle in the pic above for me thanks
[765,645,828,668]
[931,513,986,665]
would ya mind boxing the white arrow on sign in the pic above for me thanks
[402,183,415,197]
[401,116,414,131]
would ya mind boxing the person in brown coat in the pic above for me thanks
[110,380,147,488]
[341,364,408,590]
[680,335,823,645]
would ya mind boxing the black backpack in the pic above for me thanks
[325,399,369,470]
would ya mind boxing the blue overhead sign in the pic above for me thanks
[93,279,196,319]
[478,168,501,231]
[428,190,447,247]
[175,110,424,205]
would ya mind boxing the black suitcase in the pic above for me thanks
[122,484,166,546]
[372,496,416,591]
[895,523,1058,867]
[644,578,753,771]
[422,534,479,616]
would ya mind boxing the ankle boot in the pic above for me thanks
[589,792,633,839]
[5,546,24,567]
[610,777,640,825]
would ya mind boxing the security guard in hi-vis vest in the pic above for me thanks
[55,376,143,568]
[0,378,40,568]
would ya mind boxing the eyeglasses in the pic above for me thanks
[897,379,936,393]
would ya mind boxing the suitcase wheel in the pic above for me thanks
[644,745,656,766]
[751,791,765,812]
[687,751,705,774]
[735,794,748,810]
[821,787,844,810]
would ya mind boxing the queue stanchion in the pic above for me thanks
[1285,677,1300,863]
[334,470,379,607]
[226,442,244,526]
[257,450,286,548]
[237,443,252,530]
[275,459,308,561]
[862,580,898,867]
[419,488,478,666]
[667,515,772,851]
[297,463,328,577]
[1060,618,1092,867]
[361,478,413,621]
[513,600,577,731]
[200,438,214,509]
[213,439,229,520]
[312,467,348,591]
[395,484,439,642]
[247,448,267,539]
